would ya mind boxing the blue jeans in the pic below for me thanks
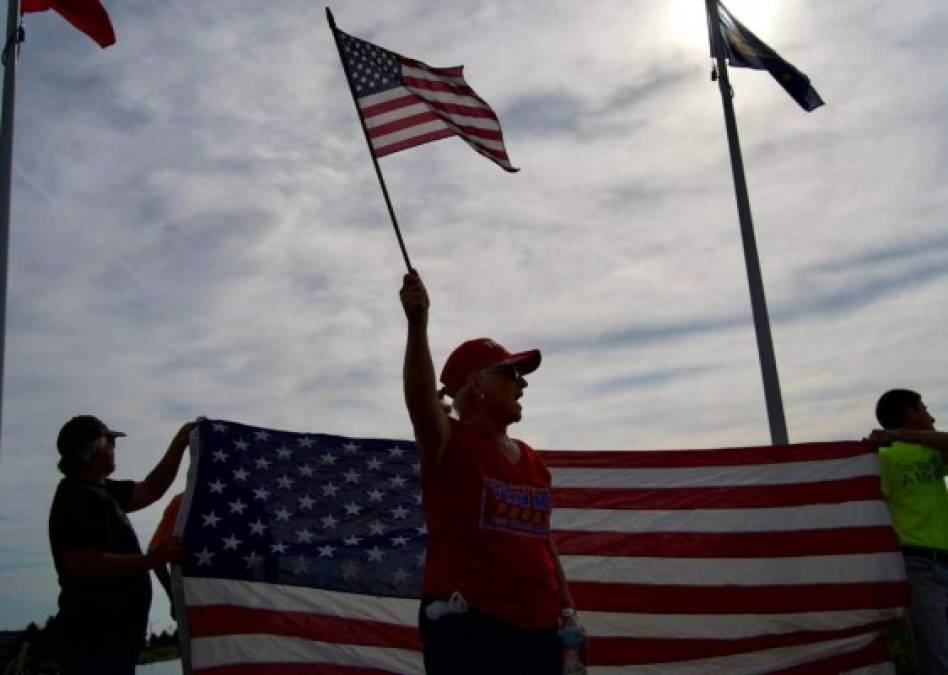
[904,554,948,675]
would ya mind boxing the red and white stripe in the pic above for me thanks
[359,59,516,172]
[181,440,906,674]
[540,441,907,673]
[184,577,422,674]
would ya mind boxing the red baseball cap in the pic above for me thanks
[439,338,541,397]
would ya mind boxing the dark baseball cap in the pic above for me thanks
[57,415,126,457]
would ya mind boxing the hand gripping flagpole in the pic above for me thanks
[326,8,412,272]
[0,0,22,447]
[705,0,789,445]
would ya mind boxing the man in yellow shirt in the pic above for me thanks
[871,389,948,675]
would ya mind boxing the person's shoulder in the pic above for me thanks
[49,478,97,527]
[878,440,905,457]
[515,439,551,474]
[103,478,137,508]
[444,417,476,451]
[514,436,536,454]
[889,439,934,452]
[880,440,940,463]
[49,478,70,517]
[51,476,87,503]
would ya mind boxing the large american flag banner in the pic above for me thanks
[331,23,517,172]
[174,419,907,674]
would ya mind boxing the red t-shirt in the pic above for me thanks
[421,419,560,629]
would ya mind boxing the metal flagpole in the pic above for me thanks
[0,0,22,447]
[705,0,789,445]
[326,7,413,272]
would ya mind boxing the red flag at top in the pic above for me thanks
[21,0,115,49]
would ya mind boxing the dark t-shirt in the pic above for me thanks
[48,477,152,643]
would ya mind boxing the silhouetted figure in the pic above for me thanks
[49,415,197,675]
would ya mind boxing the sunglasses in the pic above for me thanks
[486,363,523,381]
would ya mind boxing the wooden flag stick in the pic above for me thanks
[326,7,412,272]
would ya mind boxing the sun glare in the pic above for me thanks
[665,0,783,51]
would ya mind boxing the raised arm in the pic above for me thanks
[126,420,200,512]
[400,271,450,467]
[868,428,948,459]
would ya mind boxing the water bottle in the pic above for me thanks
[559,608,587,675]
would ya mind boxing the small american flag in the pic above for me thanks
[175,420,906,674]
[332,25,517,172]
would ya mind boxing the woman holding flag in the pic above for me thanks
[400,270,582,674]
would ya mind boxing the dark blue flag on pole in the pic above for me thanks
[713,2,824,112]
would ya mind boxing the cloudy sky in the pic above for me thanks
[1,0,946,638]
